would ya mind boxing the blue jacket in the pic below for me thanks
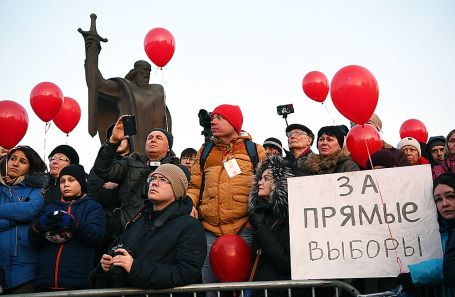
[28,193,105,290]
[0,173,47,290]
[409,223,449,287]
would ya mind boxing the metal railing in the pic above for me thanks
[8,279,361,297]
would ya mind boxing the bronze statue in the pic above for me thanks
[79,14,172,153]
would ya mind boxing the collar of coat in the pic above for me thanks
[298,148,352,174]
[211,130,253,149]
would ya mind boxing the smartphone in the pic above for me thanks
[123,115,137,136]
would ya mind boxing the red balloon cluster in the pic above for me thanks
[53,97,81,134]
[346,124,383,168]
[302,71,329,103]
[330,65,379,125]
[144,28,175,68]
[0,101,29,149]
[30,82,63,122]
[399,119,428,143]
[209,235,252,283]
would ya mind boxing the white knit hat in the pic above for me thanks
[397,137,421,157]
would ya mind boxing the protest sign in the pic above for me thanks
[288,165,442,280]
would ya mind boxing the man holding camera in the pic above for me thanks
[91,164,206,289]
[93,115,178,231]
[187,104,266,289]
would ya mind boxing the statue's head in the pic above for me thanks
[125,60,151,87]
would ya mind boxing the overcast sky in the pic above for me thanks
[1,1,454,169]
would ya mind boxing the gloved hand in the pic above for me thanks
[59,211,78,232]
[45,211,64,232]
[33,212,52,232]
[397,272,416,294]
[249,198,269,230]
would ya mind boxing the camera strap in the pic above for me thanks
[127,201,180,255]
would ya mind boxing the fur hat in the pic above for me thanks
[153,164,188,200]
[365,149,399,169]
[49,145,79,164]
[397,137,421,157]
[248,155,295,218]
[59,164,86,192]
[145,128,173,150]
[211,104,243,134]
[263,137,283,155]
[318,126,345,148]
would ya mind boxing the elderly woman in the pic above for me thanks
[397,137,424,166]
[247,155,296,296]
[0,146,48,294]
[299,125,359,175]
[433,129,455,180]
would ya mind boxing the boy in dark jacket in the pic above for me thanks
[29,164,105,291]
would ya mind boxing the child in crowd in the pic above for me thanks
[28,164,105,291]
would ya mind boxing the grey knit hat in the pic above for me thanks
[152,164,188,200]
[397,137,421,157]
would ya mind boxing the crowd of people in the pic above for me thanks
[0,104,454,296]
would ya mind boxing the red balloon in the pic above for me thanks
[346,124,383,168]
[209,235,252,283]
[144,28,175,68]
[30,82,63,122]
[330,65,379,125]
[52,97,81,134]
[399,119,428,143]
[0,100,29,150]
[302,71,329,103]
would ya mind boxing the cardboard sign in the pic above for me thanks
[288,165,442,280]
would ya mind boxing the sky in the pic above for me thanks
[1,1,454,170]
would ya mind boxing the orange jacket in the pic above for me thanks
[188,132,266,236]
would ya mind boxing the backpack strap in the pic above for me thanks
[244,140,259,173]
[197,143,215,208]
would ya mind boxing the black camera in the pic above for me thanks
[277,104,294,116]
[107,244,133,280]
[198,109,213,145]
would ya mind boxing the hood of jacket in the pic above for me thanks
[298,148,352,174]
[248,155,295,218]
[211,130,253,147]
[1,171,50,189]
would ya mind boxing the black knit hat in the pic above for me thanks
[317,126,345,148]
[263,137,283,155]
[425,136,446,160]
[365,149,399,169]
[48,145,79,164]
[59,164,87,192]
[145,128,173,150]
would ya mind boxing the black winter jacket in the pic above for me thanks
[248,156,295,296]
[90,196,206,290]
[93,141,176,227]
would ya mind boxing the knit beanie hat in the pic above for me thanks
[59,164,87,192]
[153,164,188,200]
[317,126,345,147]
[397,137,421,157]
[211,104,243,134]
[49,145,79,164]
[263,137,283,155]
[365,149,399,169]
[145,128,173,150]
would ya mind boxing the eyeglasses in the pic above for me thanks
[147,176,171,184]
[181,157,196,162]
[286,131,307,138]
[49,156,70,163]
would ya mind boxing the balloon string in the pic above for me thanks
[322,103,336,124]
[66,133,69,145]
[363,129,404,273]
[43,122,51,162]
